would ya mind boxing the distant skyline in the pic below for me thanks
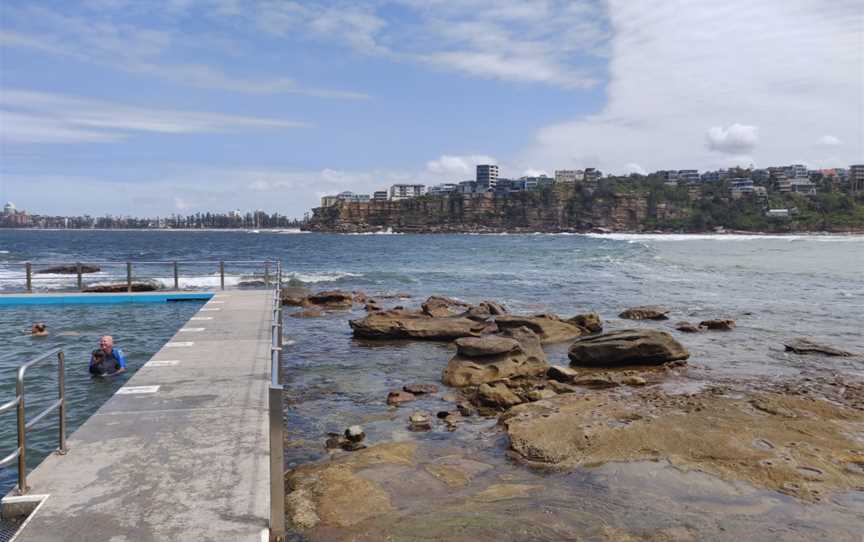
[1,1,862,218]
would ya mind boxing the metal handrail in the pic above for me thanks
[0,260,279,293]
[268,261,285,541]
[0,347,66,495]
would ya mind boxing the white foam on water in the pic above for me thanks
[284,271,362,284]
[345,227,402,235]
[585,233,864,242]
[0,250,9,254]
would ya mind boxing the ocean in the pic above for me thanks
[1,230,862,540]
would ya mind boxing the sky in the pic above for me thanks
[0,0,862,218]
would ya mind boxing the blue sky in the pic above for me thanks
[1,0,861,218]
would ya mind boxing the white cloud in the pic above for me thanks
[0,89,306,143]
[522,169,549,177]
[520,0,863,172]
[426,154,497,177]
[817,135,842,147]
[0,8,368,99]
[706,124,759,155]
[624,163,645,175]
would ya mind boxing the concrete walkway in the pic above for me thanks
[9,290,275,541]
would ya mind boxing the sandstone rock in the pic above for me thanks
[547,380,578,394]
[442,327,549,387]
[526,389,557,401]
[306,290,353,309]
[350,310,496,340]
[566,312,603,333]
[699,319,736,331]
[456,401,475,416]
[477,382,524,409]
[783,338,854,357]
[494,314,584,344]
[286,488,320,529]
[568,329,690,367]
[455,336,521,357]
[619,306,670,320]
[619,375,647,386]
[352,291,369,303]
[480,301,509,315]
[421,295,471,318]
[573,374,619,388]
[674,321,701,333]
[345,425,365,443]
[290,308,324,318]
[547,365,579,383]
[387,390,416,406]
[403,383,438,395]
[408,412,433,431]
[281,286,310,306]
[37,264,100,274]
[365,301,383,312]
[83,280,160,293]
[238,279,266,288]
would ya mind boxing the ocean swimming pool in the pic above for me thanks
[0,298,205,495]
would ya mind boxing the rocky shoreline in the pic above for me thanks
[281,288,864,540]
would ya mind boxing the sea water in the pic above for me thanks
[1,230,863,539]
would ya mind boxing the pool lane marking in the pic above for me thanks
[209,301,225,304]
[179,327,205,332]
[146,360,180,367]
[200,308,221,312]
[190,317,213,321]
[166,341,194,347]
[117,385,160,395]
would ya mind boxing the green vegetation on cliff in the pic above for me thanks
[307,177,864,233]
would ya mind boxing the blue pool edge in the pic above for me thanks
[0,292,215,306]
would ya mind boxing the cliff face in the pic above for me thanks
[306,187,689,233]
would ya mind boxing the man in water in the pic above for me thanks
[30,323,48,336]
[89,335,127,377]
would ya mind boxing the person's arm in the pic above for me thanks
[105,349,127,376]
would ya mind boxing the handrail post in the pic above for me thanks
[126,262,133,293]
[16,372,27,495]
[220,261,225,290]
[264,263,270,287]
[268,381,285,541]
[58,351,67,454]
[173,261,179,290]
[25,262,32,293]
[76,262,83,291]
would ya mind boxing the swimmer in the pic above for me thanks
[88,335,127,377]
[30,323,48,337]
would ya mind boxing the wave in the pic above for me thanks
[0,250,9,254]
[345,227,401,235]
[283,271,363,284]
[585,233,864,242]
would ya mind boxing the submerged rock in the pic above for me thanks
[783,338,854,357]
[83,280,160,293]
[442,327,549,387]
[306,290,353,309]
[568,329,689,367]
[408,412,433,431]
[345,425,365,443]
[387,390,416,406]
[403,383,438,395]
[565,312,603,333]
[674,321,701,333]
[37,264,100,274]
[699,319,736,331]
[290,308,324,318]
[349,310,496,340]
[619,306,670,320]
[494,314,584,344]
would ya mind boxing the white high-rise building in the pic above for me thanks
[554,170,584,184]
